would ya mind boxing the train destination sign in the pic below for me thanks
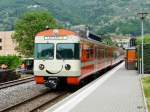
[44,36,67,40]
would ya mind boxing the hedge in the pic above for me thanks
[0,55,22,69]
[137,44,150,73]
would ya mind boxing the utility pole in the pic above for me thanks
[137,12,148,74]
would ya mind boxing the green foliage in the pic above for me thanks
[136,35,150,45]
[0,55,21,69]
[137,44,150,73]
[12,11,58,56]
[142,77,150,111]
[96,18,143,35]
[0,0,150,35]
[102,36,116,46]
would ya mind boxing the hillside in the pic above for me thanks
[0,0,149,35]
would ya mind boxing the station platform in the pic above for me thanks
[45,62,146,112]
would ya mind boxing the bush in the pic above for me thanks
[136,35,150,45]
[0,55,22,69]
[137,44,150,73]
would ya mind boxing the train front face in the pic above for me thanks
[34,29,81,88]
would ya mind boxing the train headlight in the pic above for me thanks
[65,64,71,71]
[39,64,45,70]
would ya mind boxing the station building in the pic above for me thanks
[0,31,18,56]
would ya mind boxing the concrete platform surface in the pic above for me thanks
[45,62,146,112]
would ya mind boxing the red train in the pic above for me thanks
[34,29,124,88]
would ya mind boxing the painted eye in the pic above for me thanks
[39,64,45,70]
[65,64,71,71]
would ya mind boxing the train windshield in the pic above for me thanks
[35,43,54,59]
[56,43,80,60]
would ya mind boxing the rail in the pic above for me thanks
[0,90,69,112]
[0,76,34,89]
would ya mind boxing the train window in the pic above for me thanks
[86,48,94,59]
[35,43,54,59]
[95,48,104,59]
[85,49,89,59]
[105,49,108,57]
[56,43,79,60]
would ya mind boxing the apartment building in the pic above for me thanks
[0,31,17,56]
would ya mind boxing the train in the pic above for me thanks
[34,29,124,88]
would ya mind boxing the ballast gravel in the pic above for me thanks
[0,81,48,110]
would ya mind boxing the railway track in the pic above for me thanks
[30,91,70,112]
[0,63,123,112]
[0,90,70,112]
[0,76,34,89]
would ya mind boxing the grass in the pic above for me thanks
[142,76,150,111]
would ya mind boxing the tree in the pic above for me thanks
[136,35,150,45]
[102,36,116,46]
[12,11,58,57]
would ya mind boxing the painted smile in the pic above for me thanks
[45,65,63,74]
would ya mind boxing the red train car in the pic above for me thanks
[34,29,124,88]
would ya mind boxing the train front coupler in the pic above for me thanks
[45,77,59,89]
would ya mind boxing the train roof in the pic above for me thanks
[35,29,123,50]
[36,29,102,42]
[36,29,77,37]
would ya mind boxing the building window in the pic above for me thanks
[0,38,2,42]
[0,46,2,50]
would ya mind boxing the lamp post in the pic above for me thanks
[137,12,148,74]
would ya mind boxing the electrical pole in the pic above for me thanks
[137,12,148,74]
